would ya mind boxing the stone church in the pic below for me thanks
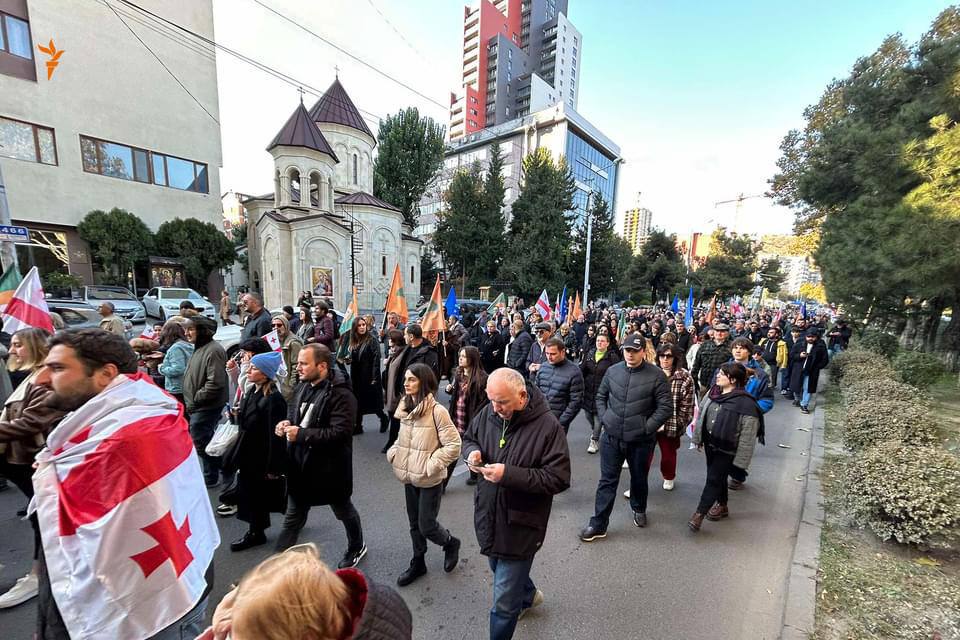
[245,79,422,312]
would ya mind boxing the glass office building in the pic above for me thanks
[566,129,618,216]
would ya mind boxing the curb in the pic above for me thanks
[779,393,827,640]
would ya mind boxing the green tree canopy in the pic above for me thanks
[758,257,786,294]
[499,148,575,298]
[155,218,236,294]
[694,229,757,299]
[626,229,685,304]
[373,107,445,228]
[77,207,153,279]
[569,192,633,300]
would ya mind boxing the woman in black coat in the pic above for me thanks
[445,346,489,486]
[479,320,505,373]
[347,317,389,434]
[230,351,288,552]
[580,333,620,453]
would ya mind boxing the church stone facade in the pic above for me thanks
[245,79,422,312]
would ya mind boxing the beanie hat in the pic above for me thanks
[251,351,283,380]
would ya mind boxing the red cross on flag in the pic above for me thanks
[264,329,283,351]
[32,372,219,638]
[535,289,552,321]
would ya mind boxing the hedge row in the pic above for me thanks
[830,347,960,547]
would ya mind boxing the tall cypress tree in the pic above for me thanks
[499,149,575,298]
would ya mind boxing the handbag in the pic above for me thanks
[264,475,288,513]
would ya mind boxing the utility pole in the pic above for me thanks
[0,161,18,272]
[582,189,593,308]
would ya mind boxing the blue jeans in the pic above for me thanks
[488,556,536,640]
[590,431,655,529]
[149,595,208,639]
[779,367,790,391]
[801,375,812,408]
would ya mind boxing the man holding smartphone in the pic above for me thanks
[461,367,571,640]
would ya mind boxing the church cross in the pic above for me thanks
[297,86,305,104]
[334,65,340,78]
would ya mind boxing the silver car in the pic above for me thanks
[141,287,217,321]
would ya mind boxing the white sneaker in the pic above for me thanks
[623,489,631,499]
[519,588,544,620]
[663,479,675,491]
[0,572,38,608]
[622,460,629,469]
[586,439,598,454]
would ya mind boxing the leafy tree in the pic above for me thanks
[499,149,575,298]
[758,257,786,294]
[694,229,757,299]
[373,107,445,228]
[154,218,236,294]
[630,229,685,303]
[799,282,827,303]
[420,251,441,296]
[77,208,154,280]
[569,192,632,299]
[432,145,507,289]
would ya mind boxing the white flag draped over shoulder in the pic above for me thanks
[32,373,219,639]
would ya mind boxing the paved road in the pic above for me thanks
[0,386,816,639]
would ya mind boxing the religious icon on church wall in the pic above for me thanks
[310,267,334,299]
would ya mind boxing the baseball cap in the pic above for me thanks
[621,332,646,350]
[713,323,730,331]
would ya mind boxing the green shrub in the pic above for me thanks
[842,441,960,547]
[830,349,895,388]
[892,351,946,390]
[841,395,937,451]
[856,330,899,359]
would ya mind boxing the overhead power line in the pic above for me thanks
[248,0,448,111]
[364,0,428,63]
[113,0,385,126]
[104,1,219,124]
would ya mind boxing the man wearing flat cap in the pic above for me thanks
[526,322,554,378]
[691,322,732,397]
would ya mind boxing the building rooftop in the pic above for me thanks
[308,78,375,140]
[267,101,339,161]
[335,191,401,212]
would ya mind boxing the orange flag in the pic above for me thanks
[420,275,445,332]
[571,292,582,322]
[705,295,717,326]
[384,264,409,323]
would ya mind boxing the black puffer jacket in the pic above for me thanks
[506,329,534,374]
[534,358,583,430]
[596,360,673,444]
[461,383,571,560]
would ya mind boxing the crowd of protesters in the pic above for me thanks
[0,287,844,640]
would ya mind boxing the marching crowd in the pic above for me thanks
[0,289,850,640]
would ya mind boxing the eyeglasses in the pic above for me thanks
[271,323,284,328]
[658,354,674,359]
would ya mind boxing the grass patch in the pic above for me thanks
[814,383,960,640]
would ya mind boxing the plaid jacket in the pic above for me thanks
[691,338,732,390]
[663,368,696,438]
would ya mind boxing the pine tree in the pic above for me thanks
[499,149,575,298]
[433,162,484,286]
[570,193,632,299]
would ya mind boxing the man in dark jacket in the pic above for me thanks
[462,368,570,640]
[240,292,272,341]
[310,301,337,349]
[534,337,584,433]
[691,323,732,396]
[183,316,228,486]
[525,322,553,378]
[506,321,533,376]
[675,322,692,355]
[392,325,441,397]
[789,329,830,414]
[580,332,672,539]
[275,344,367,569]
[827,318,852,356]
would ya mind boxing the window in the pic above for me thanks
[410,265,414,283]
[352,154,358,183]
[79,135,209,193]
[1,13,32,59]
[0,116,57,164]
[382,256,387,276]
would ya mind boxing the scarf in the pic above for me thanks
[707,387,764,453]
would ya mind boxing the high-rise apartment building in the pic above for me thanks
[449,0,582,142]
[622,206,652,254]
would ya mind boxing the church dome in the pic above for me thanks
[267,101,339,162]
[308,78,375,142]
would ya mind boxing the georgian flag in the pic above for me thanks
[264,329,283,351]
[31,373,219,639]
[139,325,158,341]
[535,289,552,321]
[2,266,54,334]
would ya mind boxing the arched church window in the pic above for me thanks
[310,172,321,207]
[382,256,387,276]
[410,265,414,283]
[289,168,301,205]
[353,154,358,184]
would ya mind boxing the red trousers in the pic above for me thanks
[647,432,681,480]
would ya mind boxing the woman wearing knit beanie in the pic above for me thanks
[231,351,289,552]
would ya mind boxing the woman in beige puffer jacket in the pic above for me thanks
[386,363,462,587]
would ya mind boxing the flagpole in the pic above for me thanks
[582,189,593,308]
[0,162,19,273]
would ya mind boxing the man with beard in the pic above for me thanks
[33,329,216,639]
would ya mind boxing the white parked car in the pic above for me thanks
[142,287,216,321]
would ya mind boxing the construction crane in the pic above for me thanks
[714,193,765,234]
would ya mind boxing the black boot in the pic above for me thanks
[379,413,389,433]
[397,555,427,587]
[230,530,266,552]
[443,536,461,573]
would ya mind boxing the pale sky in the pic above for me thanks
[212,0,951,237]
